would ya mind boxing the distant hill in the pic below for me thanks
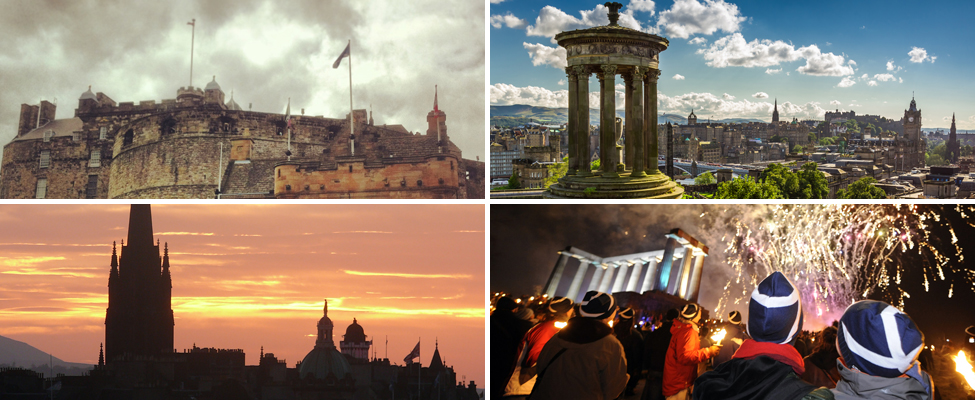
[491,105,766,128]
[0,335,92,376]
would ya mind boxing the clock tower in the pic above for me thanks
[901,96,925,169]
[904,96,921,143]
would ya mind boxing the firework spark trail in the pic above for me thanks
[708,205,975,329]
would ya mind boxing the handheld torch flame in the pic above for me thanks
[554,321,567,330]
[955,350,975,391]
[710,329,727,344]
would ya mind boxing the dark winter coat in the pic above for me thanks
[530,317,628,400]
[693,339,834,400]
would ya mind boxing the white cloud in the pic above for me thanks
[859,73,869,80]
[490,0,505,3]
[490,83,569,108]
[655,0,746,39]
[899,77,903,83]
[490,13,527,29]
[628,0,656,13]
[874,73,896,82]
[765,68,781,74]
[867,80,878,86]
[752,92,768,99]
[830,100,841,106]
[886,60,902,72]
[673,74,685,80]
[837,76,856,88]
[523,42,566,69]
[698,33,854,76]
[689,37,707,45]
[908,47,936,63]
[525,5,642,41]
[723,93,735,100]
[557,79,565,86]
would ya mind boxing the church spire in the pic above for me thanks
[433,85,439,113]
[162,242,171,280]
[98,343,104,367]
[110,241,118,274]
[126,205,154,249]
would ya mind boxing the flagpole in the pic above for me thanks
[188,19,195,87]
[348,39,355,156]
[418,337,421,400]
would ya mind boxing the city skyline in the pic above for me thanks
[0,204,485,383]
[490,0,975,130]
[0,0,485,159]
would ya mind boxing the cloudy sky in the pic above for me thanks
[0,0,485,159]
[0,204,484,384]
[491,0,975,130]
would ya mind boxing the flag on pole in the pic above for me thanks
[285,98,293,130]
[333,42,351,69]
[404,341,420,364]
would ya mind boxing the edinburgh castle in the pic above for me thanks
[1,79,484,199]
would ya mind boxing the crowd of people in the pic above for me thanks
[492,272,974,400]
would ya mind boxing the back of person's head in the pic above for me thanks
[728,310,742,325]
[837,300,924,378]
[815,326,838,355]
[665,308,679,321]
[614,307,635,336]
[579,291,617,320]
[495,296,518,313]
[514,307,534,321]
[747,271,803,344]
[680,303,701,323]
[547,297,574,321]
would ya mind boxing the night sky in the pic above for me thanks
[491,204,975,345]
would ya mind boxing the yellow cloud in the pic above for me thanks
[0,256,67,268]
[342,270,471,279]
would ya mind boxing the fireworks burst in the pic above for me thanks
[709,204,975,328]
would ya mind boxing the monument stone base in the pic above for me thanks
[545,170,683,199]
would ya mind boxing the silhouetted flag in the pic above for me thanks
[404,341,420,364]
[333,43,351,69]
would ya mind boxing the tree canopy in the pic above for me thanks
[694,171,716,185]
[715,162,828,199]
[837,177,887,199]
[715,176,782,199]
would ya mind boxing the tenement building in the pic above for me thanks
[2,80,483,199]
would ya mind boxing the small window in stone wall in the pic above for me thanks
[86,175,98,199]
[123,129,134,145]
[90,150,101,168]
[43,131,54,142]
[416,180,423,187]
[39,150,51,168]
[99,126,107,140]
[35,178,47,199]
[349,165,353,173]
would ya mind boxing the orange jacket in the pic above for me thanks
[662,319,719,397]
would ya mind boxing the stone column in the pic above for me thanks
[543,251,571,298]
[657,237,678,292]
[566,67,578,175]
[666,250,686,296]
[646,69,661,174]
[625,261,643,292]
[588,264,605,291]
[641,259,659,292]
[687,254,707,302]
[612,263,629,293]
[599,65,619,177]
[597,265,615,292]
[675,247,695,298]
[575,66,592,176]
[631,67,646,177]
[623,73,634,171]
[566,261,589,302]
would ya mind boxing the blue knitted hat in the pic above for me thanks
[747,271,803,344]
[837,300,924,378]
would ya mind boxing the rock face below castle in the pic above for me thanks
[1,82,484,199]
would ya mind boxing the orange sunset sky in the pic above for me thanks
[0,204,485,385]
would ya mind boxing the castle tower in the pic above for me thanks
[948,113,959,164]
[903,96,924,169]
[426,85,447,141]
[772,98,779,123]
[104,205,174,364]
[687,109,697,126]
[204,76,226,107]
[339,318,372,361]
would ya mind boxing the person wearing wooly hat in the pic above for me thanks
[662,303,722,400]
[613,307,645,396]
[693,271,834,400]
[712,310,749,367]
[502,297,574,399]
[529,291,627,400]
[831,300,934,400]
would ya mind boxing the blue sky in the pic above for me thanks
[490,0,975,130]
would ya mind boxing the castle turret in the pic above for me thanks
[78,86,98,114]
[204,76,226,107]
[426,85,447,141]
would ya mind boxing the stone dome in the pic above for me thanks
[80,86,97,100]
[205,76,221,91]
[226,91,242,110]
[344,318,365,342]
[298,346,351,380]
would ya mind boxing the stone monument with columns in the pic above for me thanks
[545,2,683,199]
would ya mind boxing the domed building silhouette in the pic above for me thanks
[296,300,355,397]
[339,318,372,361]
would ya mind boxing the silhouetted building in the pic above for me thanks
[104,204,174,365]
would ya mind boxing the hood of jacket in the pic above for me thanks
[832,360,931,400]
[556,317,613,345]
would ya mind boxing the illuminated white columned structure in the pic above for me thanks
[544,229,709,302]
